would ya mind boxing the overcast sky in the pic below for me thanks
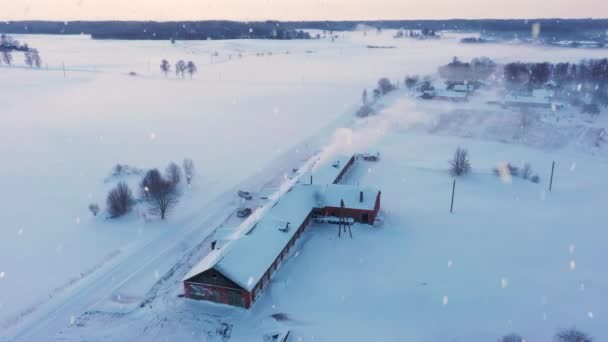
[2,0,606,21]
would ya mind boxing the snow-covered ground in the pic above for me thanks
[1,30,607,341]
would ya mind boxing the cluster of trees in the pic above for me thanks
[357,78,397,117]
[0,34,42,68]
[499,328,592,342]
[394,28,439,39]
[23,49,42,68]
[0,21,312,41]
[94,158,195,220]
[161,59,197,79]
[504,59,608,86]
[438,57,497,81]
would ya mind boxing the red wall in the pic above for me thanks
[184,282,251,308]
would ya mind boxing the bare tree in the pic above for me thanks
[554,328,592,342]
[31,49,41,68]
[140,169,163,199]
[143,169,180,220]
[106,182,135,218]
[183,158,195,185]
[449,147,471,176]
[175,60,186,78]
[166,162,182,186]
[24,50,33,67]
[405,75,419,91]
[1,51,13,66]
[186,61,197,79]
[377,77,395,95]
[160,59,170,77]
[88,203,100,217]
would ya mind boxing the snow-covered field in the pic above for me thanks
[1,30,607,341]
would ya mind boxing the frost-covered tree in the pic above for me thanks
[106,182,135,218]
[377,77,395,95]
[31,49,41,68]
[165,162,182,186]
[362,89,368,105]
[405,75,419,91]
[175,60,186,78]
[143,169,180,220]
[160,59,170,77]
[140,169,163,200]
[554,328,592,342]
[24,50,33,67]
[88,203,100,217]
[449,147,471,176]
[186,61,197,79]
[183,158,195,185]
[1,51,13,66]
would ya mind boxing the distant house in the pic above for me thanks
[502,93,564,109]
[182,155,382,309]
[421,89,469,102]
[452,83,475,93]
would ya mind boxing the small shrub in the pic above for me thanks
[499,333,525,342]
[88,203,100,217]
[106,182,135,218]
[449,147,471,176]
[554,328,592,342]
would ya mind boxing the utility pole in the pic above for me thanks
[549,161,555,192]
[450,179,456,214]
[62,62,66,78]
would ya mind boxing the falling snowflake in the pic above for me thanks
[588,311,594,319]
[501,277,509,289]
[69,315,76,325]
[569,244,576,254]
[447,260,453,268]
[569,260,576,270]
[570,163,576,171]
[0,272,5,279]
[148,132,156,141]
[442,295,449,306]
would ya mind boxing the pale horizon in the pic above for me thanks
[2,0,607,21]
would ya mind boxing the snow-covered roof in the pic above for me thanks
[452,84,474,92]
[434,90,468,98]
[504,94,551,105]
[184,183,379,291]
[532,89,554,99]
[310,155,353,185]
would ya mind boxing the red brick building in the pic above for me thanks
[183,155,381,308]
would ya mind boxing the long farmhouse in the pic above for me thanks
[182,155,381,308]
